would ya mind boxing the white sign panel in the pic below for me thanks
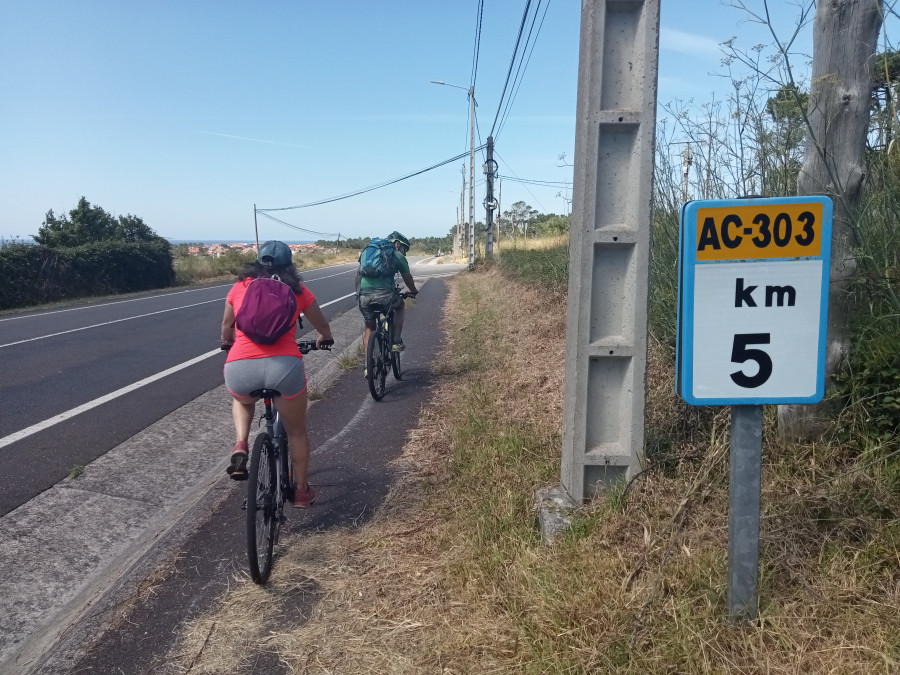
[677,197,833,405]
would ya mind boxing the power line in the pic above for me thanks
[495,151,548,212]
[256,147,484,213]
[489,0,533,137]
[470,0,484,90]
[498,174,571,187]
[256,211,341,239]
[496,0,551,141]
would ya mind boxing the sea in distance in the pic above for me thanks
[167,239,315,245]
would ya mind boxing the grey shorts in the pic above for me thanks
[224,355,307,399]
[358,289,402,325]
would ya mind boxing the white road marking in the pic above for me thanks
[0,299,224,349]
[0,292,358,449]
[0,349,222,450]
[0,261,356,323]
[0,284,232,322]
[0,272,358,349]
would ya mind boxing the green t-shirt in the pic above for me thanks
[359,249,410,291]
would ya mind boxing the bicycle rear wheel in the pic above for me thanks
[366,329,388,400]
[247,432,277,583]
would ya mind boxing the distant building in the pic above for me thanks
[207,243,228,257]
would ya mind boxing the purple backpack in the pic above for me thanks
[235,276,297,345]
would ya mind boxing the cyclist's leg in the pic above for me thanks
[274,392,312,503]
[268,356,315,505]
[224,359,263,475]
[358,292,375,356]
[231,396,256,444]
[392,294,407,344]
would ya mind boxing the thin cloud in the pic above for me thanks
[660,27,725,58]
[195,131,307,149]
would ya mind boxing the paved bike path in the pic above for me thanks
[1,277,449,674]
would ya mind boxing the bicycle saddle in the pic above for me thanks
[249,388,281,398]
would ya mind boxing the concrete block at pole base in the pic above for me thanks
[535,485,577,543]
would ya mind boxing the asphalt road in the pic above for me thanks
[0,255,463,672]
[0,259,414,515]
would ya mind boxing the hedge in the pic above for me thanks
[0,240,174,310]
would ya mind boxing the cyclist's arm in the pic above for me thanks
[301,300,334,348]
[221,301,236,346]
[400,272,418,296]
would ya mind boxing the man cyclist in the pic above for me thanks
[357,231,418,366]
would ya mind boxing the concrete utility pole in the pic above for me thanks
[497,176,502,252]
[432,80,475,262]
[468,85,476,266]
[459,164,466,257]
[560,0,661,501]
[484,135,497,257]
[253,203,259,250]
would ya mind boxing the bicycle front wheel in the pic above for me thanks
[247,433,278,584]
[366,329,388,400]
[390,325,403,380]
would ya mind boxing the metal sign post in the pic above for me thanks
[727,404,763,618]
[676,196,833,619]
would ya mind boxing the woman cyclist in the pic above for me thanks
[220,240,333,508]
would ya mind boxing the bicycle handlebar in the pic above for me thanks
[220,338,334,354]
[296,339,333,354]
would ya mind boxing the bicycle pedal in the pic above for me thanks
[227,469,249,481]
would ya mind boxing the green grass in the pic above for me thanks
[337,346,362,371]
[495,242,569,292]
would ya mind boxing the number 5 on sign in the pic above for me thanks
[676,196,833,405]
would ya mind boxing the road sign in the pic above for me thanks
[677,196,833,405]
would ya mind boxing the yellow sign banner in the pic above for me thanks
[695,201,824,261]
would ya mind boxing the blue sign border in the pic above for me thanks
[676,196,833,405]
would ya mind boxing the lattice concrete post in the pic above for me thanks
[561,0,660,501]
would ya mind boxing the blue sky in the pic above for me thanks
[0,1,861,243]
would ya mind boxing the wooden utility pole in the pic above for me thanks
[779,0,884,439]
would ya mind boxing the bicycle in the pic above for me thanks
[223,339,332,584]
[366,289,414,401]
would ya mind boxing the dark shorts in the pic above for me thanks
[358,288,403,325]
[224,355,307,399]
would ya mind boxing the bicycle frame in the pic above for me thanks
[260,397,290,511]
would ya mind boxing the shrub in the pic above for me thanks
[0,240,174,310]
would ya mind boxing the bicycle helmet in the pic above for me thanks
[257,240,293,266]
[387,231,410,249]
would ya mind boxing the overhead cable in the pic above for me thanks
[496,0,551,140]
[256,211,341,239]
[257,147,484,212]
[470,0,484,91]
[498,174,572,187]
[495,151,548,212]
[489,0,534,137]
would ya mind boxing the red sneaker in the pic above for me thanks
[294,484,316,508]
[226,441,249,480]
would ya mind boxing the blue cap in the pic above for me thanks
[257,240,292,266]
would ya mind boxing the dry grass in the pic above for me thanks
[170,265,900,674]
